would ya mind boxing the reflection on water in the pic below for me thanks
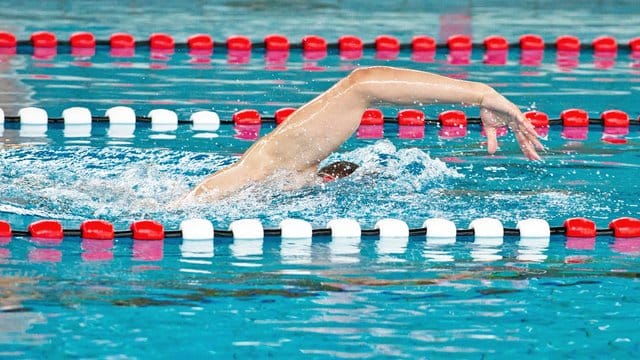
[0,234,639,357]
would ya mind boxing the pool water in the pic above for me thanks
[0,122,638,231]
[2,233,640,358]
[2,1,640,358]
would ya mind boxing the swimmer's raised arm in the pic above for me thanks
[184,66,542,202]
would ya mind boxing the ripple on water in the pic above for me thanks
[0,140,630,229]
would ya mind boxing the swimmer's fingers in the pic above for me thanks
[484,126,498,155]
[513,127,541,160]
[516,114,545,150]
[480,108,499,154]
[509,120,542,160]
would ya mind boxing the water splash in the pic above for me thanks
[178,140,464,227]
[0,140,626,230]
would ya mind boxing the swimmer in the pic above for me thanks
[181,66,543,203]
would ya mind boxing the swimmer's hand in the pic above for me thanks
[479,89,543,160]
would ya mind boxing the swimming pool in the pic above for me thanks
[2,1,640,358]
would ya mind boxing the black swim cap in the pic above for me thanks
[318,161,359,182]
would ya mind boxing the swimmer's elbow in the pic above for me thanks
[347,67,379,85]
[345,66,400,101]
[343,67,381,102]
[347,66,398,84]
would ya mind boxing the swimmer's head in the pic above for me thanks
[317,161,359,182]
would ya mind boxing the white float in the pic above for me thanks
[229,219,264,239]
[19,107,48,125]
[62,107,92,125]
[149,109,178,132]
[105,106,136,124]
[375,218,409,237]
[190,110,220,131]
[423,218,457,245]
[470,218,504,238]
[516,218,551,238]
[424,218,457,238]
[279,219,312,238]
[180,219,214,240]
[327,218,361,238]
[179,219,214,258]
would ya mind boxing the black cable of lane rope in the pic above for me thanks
[504,228,521,236]
[5,226,617,239]
[456,229,475,236]
[4,115,632,126]
[596,228,614,236]
[164,230,183,238]
[361,228,380,236]
[312,228,332,236]
[11,39,638,51]
[214,229,233,237]
[264,229,282,236]
[63,229,81,237]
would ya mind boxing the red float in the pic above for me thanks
[28,220,64,239]
[227,35,252,51]
[375,35,400,52]
[130,220,164,241]
[233,109,261,125]
[80,220,115,240]
[601,110,629,127]
[0,221,11,237]
[149,33,174,50]
[264,34,290,51]
[110,33,135,48]
[447,34,472,51]
[630,37,640,53]
[411,35,436,52]
[438,110,467,127]
[524,111,549,127]
[0,31,16,47]
[360,109,384,125]
[70,32,96,48]
[338,35,363,51]
[592,36,617,52]
[31,31,57,47]
[188,34,214,50]
[564,218,596,237]
[483,35,509,51]
[397,109,425,126]
[302,35,327,52]
[275,107,296,125]
[561,108,589,127]
[556,35,580,52]
[519,34,544,51]
[609,217,640,238]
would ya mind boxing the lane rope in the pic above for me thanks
[2,107,638,126]
[1,32,638,54]
[1,217,637,241]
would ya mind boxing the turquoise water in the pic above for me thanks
[2,1,640,358]
[1,234,640,358]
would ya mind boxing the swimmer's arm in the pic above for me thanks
[178,161,256,202]
[263,66,541,165]
[346,67,542,159]
[182,66,541,204]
